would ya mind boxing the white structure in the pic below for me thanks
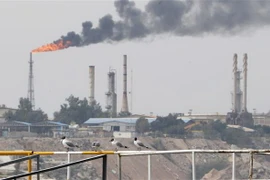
[121,55,129,113]
[102,121,135,132]
[83,117,156,136]
[89,66,95,105]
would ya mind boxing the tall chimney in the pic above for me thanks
[89,66,95,105]
[121,55,129,113]
[28,52,35,109]
[243,53,248,112]
[106,69,117,117]
[233,54,238,113]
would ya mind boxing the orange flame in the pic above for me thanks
[32,40,71,53]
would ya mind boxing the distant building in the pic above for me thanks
[0,120,31,132]
[83,117,156,131]
[83,117,156,138]
[31,121,69,137]
[0,120,69,137]
[0,106,17,123]
[102,121,135,132]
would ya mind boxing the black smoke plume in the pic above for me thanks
[60,0,270,47]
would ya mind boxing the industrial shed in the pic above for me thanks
[0,120,31,132]
[102,120,135,132]
[31,121,69,137]
[83,117,156,134]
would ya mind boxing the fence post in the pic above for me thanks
[249,152,253,180]
[192,151,196,180]
[118,154,122,180]
[232,153,235,180]
[67,152,71,180]
[37,155,40,180]
[28,152,33,180]
[102,155,107,180]
[148,155,151,180]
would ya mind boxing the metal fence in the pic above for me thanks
[2,154,108,180]
[115,149,270,180]
[0,149,270,180]
[0,154,40,180]
[0,151,112,180]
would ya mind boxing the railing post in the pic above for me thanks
[192,151,196,180]
[102,155,107,180]
[249,152,253,180]
[67,152,71,180]
[232,153,235,180]
[118,154,122,180]
[37,155,40,180]
[28,152,33,180]
[148,155,151,180]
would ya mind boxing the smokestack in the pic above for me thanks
[89,66,95,105]
[27,52,35,109]
[243,53,248,112]
[106,69,117,117]
[121,55,129,113]
[233,54,238,113]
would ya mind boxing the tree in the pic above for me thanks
[3,98,48,123]
[150,113,186,137]
[53,95,108,125]
[136,117,150,134]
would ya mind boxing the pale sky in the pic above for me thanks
[0,0,270,119]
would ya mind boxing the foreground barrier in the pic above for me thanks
[1,149,270,180]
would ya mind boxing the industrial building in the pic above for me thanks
[0,120,69,137]
[83,117,156,138]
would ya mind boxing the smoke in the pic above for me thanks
[59,0,270,47]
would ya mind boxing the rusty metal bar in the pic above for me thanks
[249,152,253,180]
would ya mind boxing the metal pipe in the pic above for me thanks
[148,155,151,180]
[232,153,235,180]
[28,152,33,180]
[37,155,40,180]
[117,149,270,156]
[0,151,34,155]
[249,152,253,180]
[192,151,196,180]
[118,154,122,180]
[102,155,107,180]
[67,152,71,180]
[0,154,39,167]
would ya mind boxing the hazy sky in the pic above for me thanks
[1,0,270,119]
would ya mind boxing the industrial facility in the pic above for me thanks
[105,68,117,117]
[87,54,131,117]
[226,53,254,127]
[26,52,261,127]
